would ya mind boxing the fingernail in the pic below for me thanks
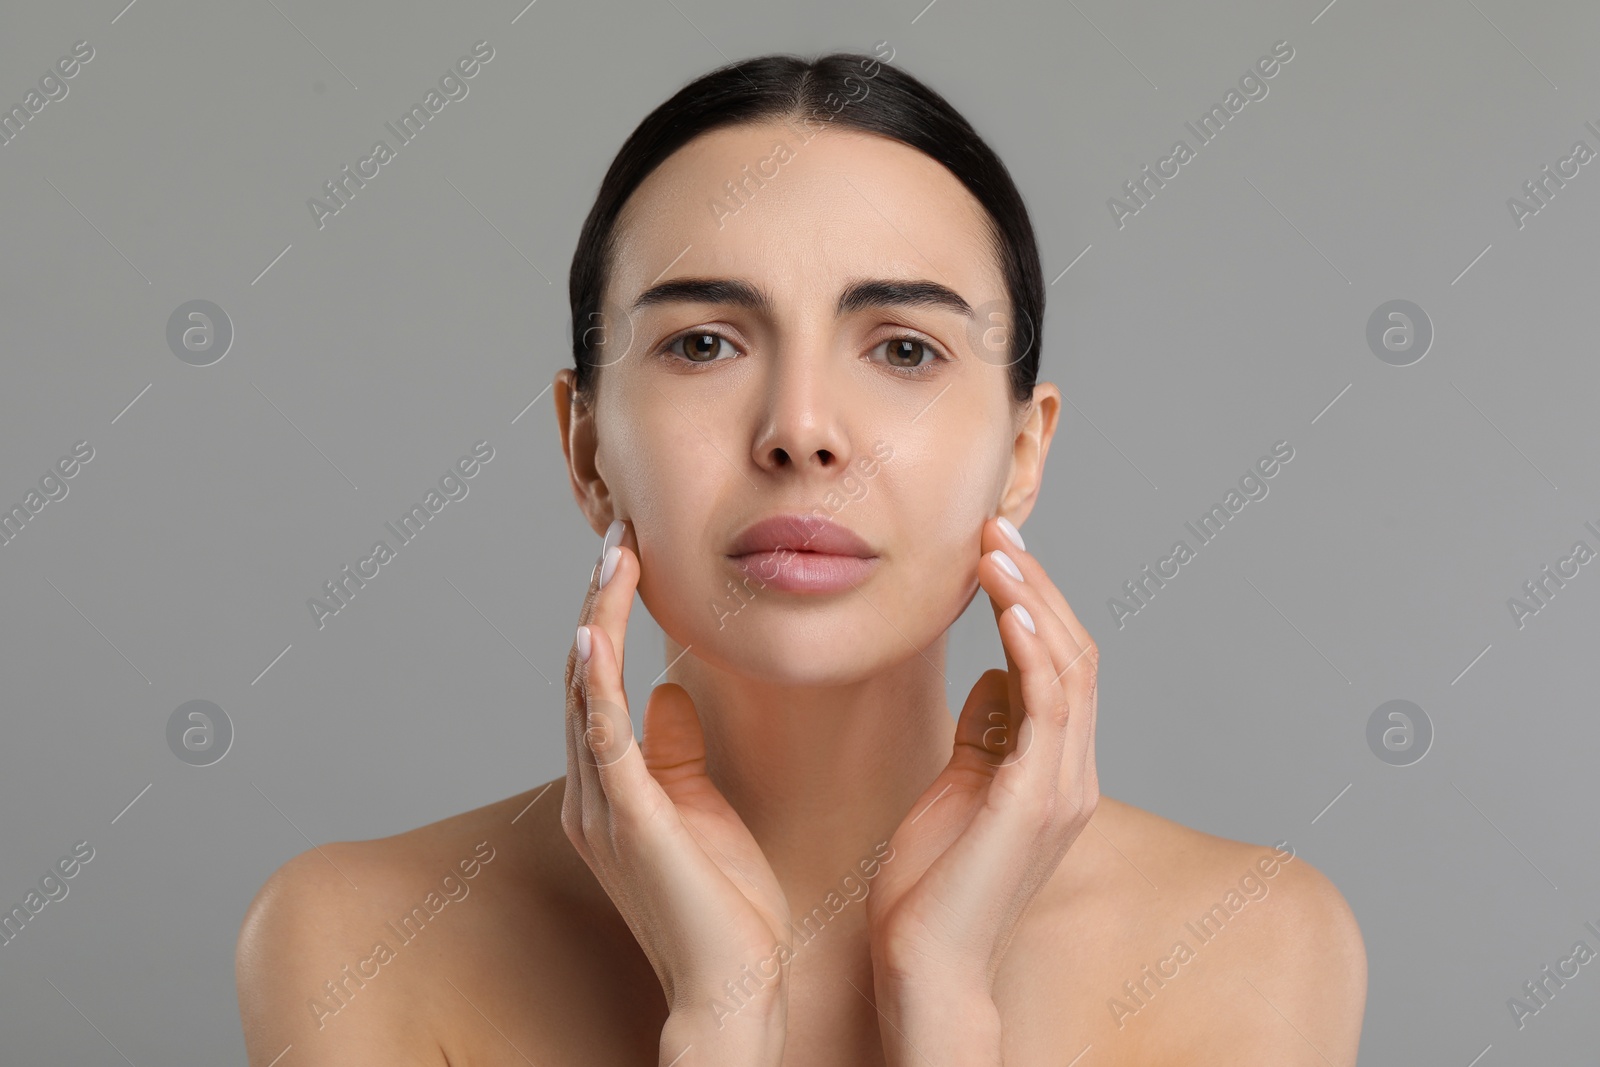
[991,549,1023,582]
[602,519,625,557]
[590,561,599,584]
[576,625,592,662]
[1010,603,1036,634]
[598,545,621,590]
[997,516,1026,552]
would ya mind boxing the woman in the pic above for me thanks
[237,50,1366,1065]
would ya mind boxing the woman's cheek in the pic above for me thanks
[634,518,715,630]
[911,462,1001,603]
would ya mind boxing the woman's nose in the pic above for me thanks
[749,349,851,472]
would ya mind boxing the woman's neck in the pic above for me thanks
[660,632,956,904]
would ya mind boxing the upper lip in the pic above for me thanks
[728,514,875,558]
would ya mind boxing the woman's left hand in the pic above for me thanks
[865,515,1100,1062]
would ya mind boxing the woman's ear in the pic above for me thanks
[997,382,1060,527]
[554,368,614,536]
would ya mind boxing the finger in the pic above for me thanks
[565,519,628,855]
[981,541,1092,697]
[986,559,1097,827]
[574,518,625,621]
[979,545,1074,751]
[987,518,1096,681]
[586,521,636,679]
[984,586,1073,806]
[640,681,711,794]
[593,519,635,660]
[984,519,1099,793]
[572,519,632,755]
[950,667,1016,777]
[577,621,664,831]
[975,555,1030,771]
[564,561,596,834]
[563,620,595,859]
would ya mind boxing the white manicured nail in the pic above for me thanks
[997,516,1026,552]
[576,625,592,662]
[598,545,621,590]
[991,550,1023,582]
[1010,604,1036,634]
[602,519,625,557]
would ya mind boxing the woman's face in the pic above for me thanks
[561,120,1054,686]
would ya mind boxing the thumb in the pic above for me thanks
[640,682,711,793]
[952,667,1016,774]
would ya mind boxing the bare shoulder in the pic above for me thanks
[235,779,597,1066]
[1038,795,1366,1065]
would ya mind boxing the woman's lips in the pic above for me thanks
[728,550,878,593]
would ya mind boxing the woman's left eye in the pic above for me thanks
[661,331,739,364]
[874,335,947,375]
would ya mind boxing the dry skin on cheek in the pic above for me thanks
[593,378,729,609]
[833,435,1001,640]
[901,428,1009,547]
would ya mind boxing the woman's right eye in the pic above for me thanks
[661,330,739,365]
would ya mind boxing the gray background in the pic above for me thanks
[1,0,1596,1061]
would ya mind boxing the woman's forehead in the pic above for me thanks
[608,122,1004,310]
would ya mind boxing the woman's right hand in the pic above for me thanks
[564,518,791,1065]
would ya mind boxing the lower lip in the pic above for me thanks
[728,550,878,593]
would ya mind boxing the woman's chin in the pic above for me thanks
[720,647,884,689]
[669,616,889,687]
[645,575,960,685]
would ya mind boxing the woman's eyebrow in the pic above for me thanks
[628,277,974,318]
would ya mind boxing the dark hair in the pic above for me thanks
[568,50,1043,405]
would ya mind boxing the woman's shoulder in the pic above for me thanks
[1104,796,1363,956]
[236,776,573,943]
[1027,794,1366,1064]
[235,777,598,1065]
